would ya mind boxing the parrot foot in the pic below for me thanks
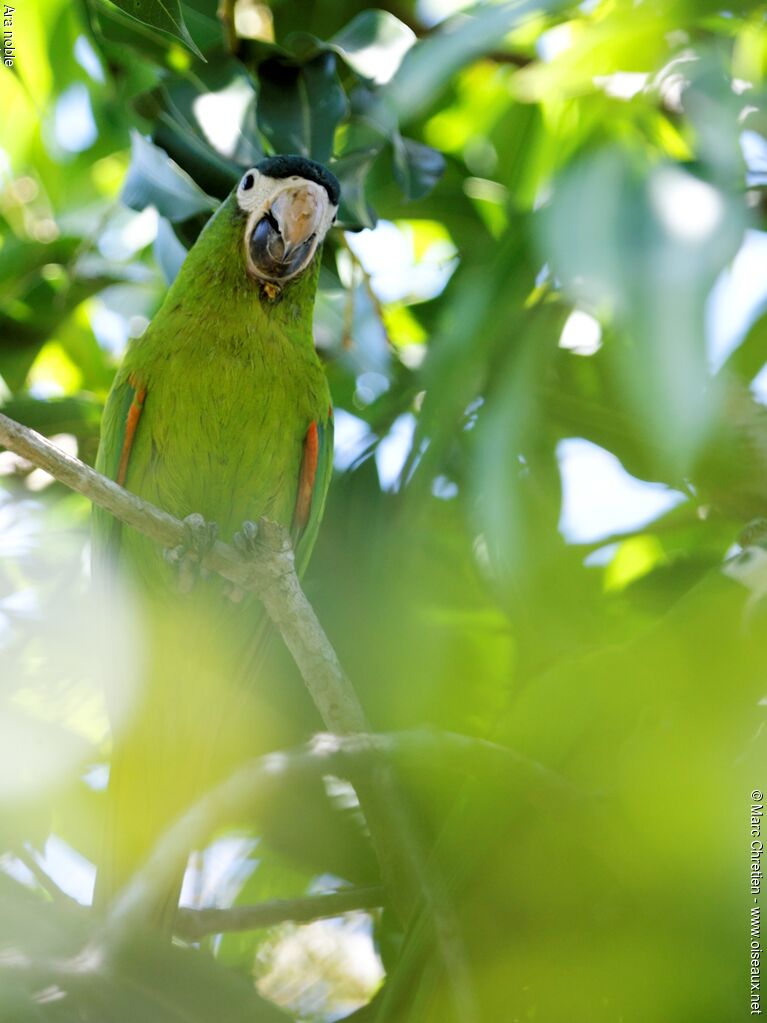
[164,513,219,593]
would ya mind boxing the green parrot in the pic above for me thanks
[92,155,339,928]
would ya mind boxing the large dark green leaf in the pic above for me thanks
[331,149,379,229]
[98,0,204,59]
[392,136,446,202]
[257,52,347,163]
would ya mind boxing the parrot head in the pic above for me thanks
[235,155,340,287]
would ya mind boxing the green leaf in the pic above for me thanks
[332,149,379,229]
[385,0,563,124]
[392,136,446,201]
[121,131,217,221]
[98,0,204,60]
[539,150,747,476]
[257,52,347,163]
[0,237,80,303]
[0,247,140,394]
[721,307,767,383]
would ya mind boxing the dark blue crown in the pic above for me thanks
[256,156,340,206]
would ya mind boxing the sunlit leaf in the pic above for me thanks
[385,0,564,124]
[328,9,415,85]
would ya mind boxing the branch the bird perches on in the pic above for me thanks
[0,411,418,921]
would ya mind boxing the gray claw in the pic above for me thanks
[739,518,767,549]
[233,520,259,556]
[183,512,218,556]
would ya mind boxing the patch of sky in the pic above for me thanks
[355,371,390,406]
[333,409,375,472]
[559,308,602,355]
[558,438,686,544]
[584,543,619,567]
[89,300,131,355]
[742,129,767,187]
[376,413,416,492]
[345,221,457,305]
[415,0,474,28]
[82,763,109,791]
[98,206,159,262]
[39,834,95,905]
[53,84,97,155]
[74,35,104,83]
[706,229,767,372]
[180,836,258,909]
[432,475,458,500]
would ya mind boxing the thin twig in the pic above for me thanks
[218,0,238,54]
[175,885,385,941]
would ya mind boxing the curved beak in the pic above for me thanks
[246,184,325,283]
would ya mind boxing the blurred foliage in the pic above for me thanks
[2,0,767,1020]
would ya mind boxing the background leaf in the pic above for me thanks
[99,0,205,59]
[121,131,217,221]
[257,52,348,163]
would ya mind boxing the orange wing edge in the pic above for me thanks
[292,420,320,533]
[116,376,147,487]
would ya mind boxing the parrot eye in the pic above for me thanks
[241,172,255,191]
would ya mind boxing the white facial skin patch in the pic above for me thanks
[236,169,337,283]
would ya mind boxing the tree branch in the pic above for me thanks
[13,845,81,912]
[175,885,385,942]
[0,412,551,1018]
[0,413,414,917]
[94,729,559,945]
[0,412,364,734]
